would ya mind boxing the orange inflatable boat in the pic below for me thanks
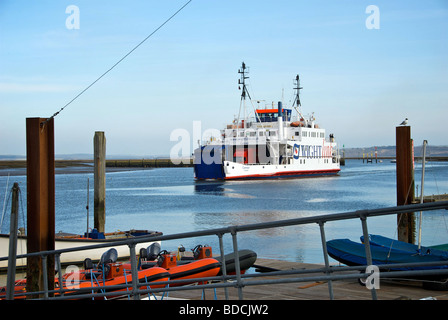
[129,245,221,287]
[0,248,170,300]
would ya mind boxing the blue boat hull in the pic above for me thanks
[327,239,448,271]
[194,162,225,180]
[362,234,448,258]
[193,146,225,180]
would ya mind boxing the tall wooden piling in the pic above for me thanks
[26,118,55,298]
[94,131,106,233]
[396,126,415,243]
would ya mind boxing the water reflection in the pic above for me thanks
[194,182,225,196]
[194,181,256,199]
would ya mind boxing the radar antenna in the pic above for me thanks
[292,74,302,108]
[238,62,251,101]
[292,74,305,120]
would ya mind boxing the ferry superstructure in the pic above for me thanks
[193,63,341,180]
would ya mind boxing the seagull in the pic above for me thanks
[399,118,408,126]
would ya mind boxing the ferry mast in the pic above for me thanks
[238,62,250,101]
[292,74,304,120]
[237,62,251,128]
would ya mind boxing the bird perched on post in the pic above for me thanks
[399,118,408,126]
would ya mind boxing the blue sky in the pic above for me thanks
[1,1,447,157]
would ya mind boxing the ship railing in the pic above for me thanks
[2,201,448,300]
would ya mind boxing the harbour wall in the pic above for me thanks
[0,158,193,170]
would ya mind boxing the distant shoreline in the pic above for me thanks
[1,156,447,177]
[0,159,193,176]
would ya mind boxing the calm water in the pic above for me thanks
[1,159,448,264]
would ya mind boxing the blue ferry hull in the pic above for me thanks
[194,162,225,180]
[193,146,225,180]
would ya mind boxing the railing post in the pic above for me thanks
[6,183,19,300]
[360,215,378,300]
[42,255,48,300]
[55,254,64,297]
[318,221,334,300]
[129,243,140,300]
[217,232,229,300]
[230,227,243,300]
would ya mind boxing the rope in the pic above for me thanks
[0,173,10,229]
[42,0,193,126]
[0,187,12,232]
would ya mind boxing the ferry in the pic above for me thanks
[193,63,341,180]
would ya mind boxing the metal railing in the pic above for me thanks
[3,201,448,300]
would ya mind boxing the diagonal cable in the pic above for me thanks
[45,0,192,123]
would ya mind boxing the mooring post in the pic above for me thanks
[94,131,106,233]
[26,117,55,298]
[396,125,415,243]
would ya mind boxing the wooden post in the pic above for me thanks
[26,118,55,298]
[396,126,415,243]
[94,131,106,233]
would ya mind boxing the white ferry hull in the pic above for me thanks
[222,161,340,180]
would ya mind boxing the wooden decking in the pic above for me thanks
[166,258,448,300]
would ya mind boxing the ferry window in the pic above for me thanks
[269,131,277,136]
[259,131,264,136]
[283,109,292,121]
[295,131,300,136]
[303,131,307,137]
[261,114,267,122]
